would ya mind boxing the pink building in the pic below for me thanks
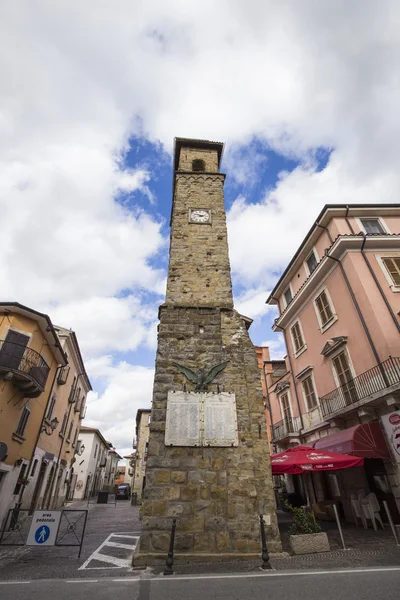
[265,204,400,522]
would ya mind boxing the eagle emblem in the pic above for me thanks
[172,361,229,391]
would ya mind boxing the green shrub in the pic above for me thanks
[284,501,322,535]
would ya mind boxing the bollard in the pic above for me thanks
[163,518,177,576]
[333,504,346,550]
[383,501,400,546]
[259,515,272,569]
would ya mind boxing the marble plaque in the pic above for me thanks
[165,391,201,446]
[165,391,238,447]
[203,392,238,447]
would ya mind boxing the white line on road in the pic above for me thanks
[78,532,138,570]
[151,566,400,582]
[0,581,31,585]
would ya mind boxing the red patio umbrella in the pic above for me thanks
[271,445,364,475]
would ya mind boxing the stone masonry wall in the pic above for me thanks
[135,305,281,561]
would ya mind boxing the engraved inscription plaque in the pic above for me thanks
[165,391,238,447]
[165,391,201,446]
[203,392,238,447]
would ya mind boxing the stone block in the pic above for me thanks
[205,516,225,531]
[289,532,330,555]
[218,470,227,485]
[166,503,192,517]
[152,500,167,516]
[198,457,210,469]
[200,485,209,500]
[142,501,152,516]
[180,516,204,532]
[210,485,227,500]
[194,533,209,552]
[204,471,217,484]
[151,533,170,552]
[171,470,187,484]
[216,532,230,552]
[188,470,204,483]
[154,470,171,485]
[211,458,225,470]
[236,539,248,553]
[180,484,199,501]
[175,534,194,552]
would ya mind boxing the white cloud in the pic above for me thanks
[234,287,275,320]
[84,357,154,456]
[260,337,287,360]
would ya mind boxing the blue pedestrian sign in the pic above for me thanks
[27,511,61,546]
[35,525,50,543]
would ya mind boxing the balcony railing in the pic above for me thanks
[57,365,70,385]
[0,340,50,396]
[320,356,400,417]
[272,416,302,441]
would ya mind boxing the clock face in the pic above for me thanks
[190,209,210,223]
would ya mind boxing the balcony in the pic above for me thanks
[57,365,70,385]
[0,340,50,397]
[320,357,400,418]
[272,416,302,442]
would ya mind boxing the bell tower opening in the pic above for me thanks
[192,158,205,172]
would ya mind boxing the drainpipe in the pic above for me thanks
[15,364,62,516]
[345,205,355,234]
[262,361,274,444]
[48,372,84,509]
[359,234,400,333]
[270,311,304,430]
[325,254,382,366]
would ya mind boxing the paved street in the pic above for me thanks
[1,568,400,600]
[0,500,140,580]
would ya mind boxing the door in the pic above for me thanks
[332,351,357,405]
[0,330,29,370]
[30,462,46,513]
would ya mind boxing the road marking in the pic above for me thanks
[66,579,99,583]
[78,532,138,570]
[151,566,400,582]
[0,581,32,585]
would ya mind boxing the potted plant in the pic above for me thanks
[285,502,330,555]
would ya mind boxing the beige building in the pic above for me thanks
[23,326,91,511]
[265,204,400,522]
[133,408,150,502]
[0,303,67,527]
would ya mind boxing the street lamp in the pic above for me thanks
[41,417,59,436]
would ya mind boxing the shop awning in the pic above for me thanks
[271,445,363,475]
[313,421,391,460]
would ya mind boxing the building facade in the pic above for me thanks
[0,303,67,528]
[133,409,150,502]
[73,427,115,500]
[22,326,91,511]
[265,204,400,521]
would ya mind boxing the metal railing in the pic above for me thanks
[320,356,400,417]
[0,340,50,390]
[57,365,70,385]
[272,416,302,440]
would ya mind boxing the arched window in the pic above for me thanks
[192,159,205,172]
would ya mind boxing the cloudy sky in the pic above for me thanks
[2,1,400,458]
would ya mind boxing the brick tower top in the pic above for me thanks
[165,138,233,309]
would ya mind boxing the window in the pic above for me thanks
[31,459,38,477]
[283,287,293,307]
[280,392,291,421]
[361,218,385,234]
[15,407,31,438]
[306,251,318,274]
[382,257,400,287]
[46,394,56,420]
[72,427,78,447]
[302,375,318,411]
[332,351,357,404]
[68,375,77,401]
[192,159,205,172]
[94,443,98,458]
[60,411,68,434]
[67,422,73,441]
[13,464,27,495]
[291,321,305,354]
[315,290,334,327]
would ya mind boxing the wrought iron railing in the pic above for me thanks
[272,416,302,440]
[0,340,50,390]
[320,356,400,417]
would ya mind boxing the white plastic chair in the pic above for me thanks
[351,494,367,528]
[366,493,385,530]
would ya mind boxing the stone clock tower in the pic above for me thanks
[133,138,281,566]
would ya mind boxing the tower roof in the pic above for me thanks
[173,137,224,171]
